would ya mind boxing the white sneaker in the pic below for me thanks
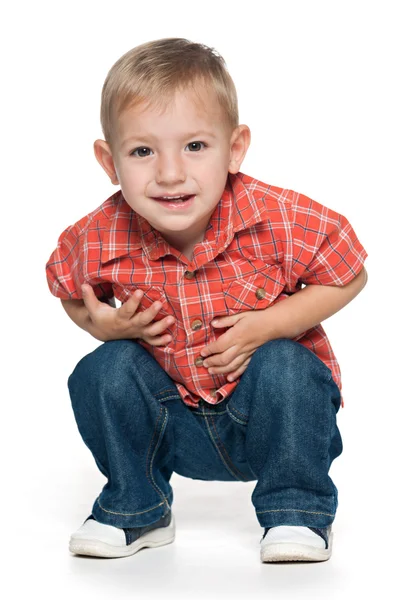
[69,511,175,558]
[260,525,332,562]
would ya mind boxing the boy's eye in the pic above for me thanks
[130,141,206,158]
[186,141,205,151]
[130,147,153,158]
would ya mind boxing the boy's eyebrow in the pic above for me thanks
[122,130,217,146]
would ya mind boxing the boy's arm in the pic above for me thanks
[264,267,368,340]
[200,267,368,380]
[60,296,133,341]
[61,298,96,335]
[61,296,116,332]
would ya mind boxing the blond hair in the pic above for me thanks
[100,38,239,151]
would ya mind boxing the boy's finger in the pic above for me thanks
[119,290,144,318]
[226,357,252,381]
[138,301,163,326]
[144,315,175,336]
[201,339,222,358]
[146,333,172,346]
[81,284,101,316]
[203,345,237,368]
[211,315,240,328]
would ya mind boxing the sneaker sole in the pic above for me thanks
[69,514,175,558]
[260,530,333,563]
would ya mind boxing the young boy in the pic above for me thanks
[46,37,368,562]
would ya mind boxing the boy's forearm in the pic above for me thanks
[264,267,368,340]
[61,298,92,333]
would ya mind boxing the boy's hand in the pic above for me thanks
[200,311,273,382]
[81,284,175,345]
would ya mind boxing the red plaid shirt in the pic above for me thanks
[46,171,368,408]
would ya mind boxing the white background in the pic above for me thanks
[2,0,398,598]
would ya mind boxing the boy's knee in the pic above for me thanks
[253,338,302,363]
[68,340,140,392]
[251,338,332,382]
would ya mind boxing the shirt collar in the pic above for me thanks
[101,172,270,264]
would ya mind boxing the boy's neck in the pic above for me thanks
[166,236,203,262]
[159,224,209,259]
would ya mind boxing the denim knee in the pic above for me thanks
[245,338,336,409]
[254,338,332,372]
[252,338,333,381]
[68,339,141,401]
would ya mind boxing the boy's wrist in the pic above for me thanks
[61,298,99,338]
[258,305,285,342]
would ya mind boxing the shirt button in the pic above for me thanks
[184,270,196,279]
[195,356,204,367]
[255,287,266,300]
[210,388,217,398]
[191,319,203,331]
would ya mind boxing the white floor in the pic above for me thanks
[7,441,397,600]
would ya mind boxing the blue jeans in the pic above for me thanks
[67,338,342,530]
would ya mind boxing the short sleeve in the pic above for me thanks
[45,224,114,301]
[284,192,368,290]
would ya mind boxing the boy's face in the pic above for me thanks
[94,84,250,252]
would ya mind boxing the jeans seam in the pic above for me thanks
[200,410,240,481]
[157,394,181,402]
[208,414,253,482]
[154,388,176,396]
[256,508,335,517]
[192,410,227,416]
[146,406,171,509]
[154,390,181,401]
[226,405,248,426]
[201,413,243,481]
[95,496,171,517]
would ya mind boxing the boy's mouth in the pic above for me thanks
[152,194,194,202]
[151,194,196,208]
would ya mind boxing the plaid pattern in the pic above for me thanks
[46,171,368,408]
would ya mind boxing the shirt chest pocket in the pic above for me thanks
[222,265,285,314]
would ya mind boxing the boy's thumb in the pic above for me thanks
[81,284,95,307]
[81,284,101,316]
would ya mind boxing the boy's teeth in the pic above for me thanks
[157,195,191,201]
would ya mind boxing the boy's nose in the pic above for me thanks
[156,154,186,184]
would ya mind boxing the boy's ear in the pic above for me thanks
[93,139,119,185]
[228,125,251,174]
